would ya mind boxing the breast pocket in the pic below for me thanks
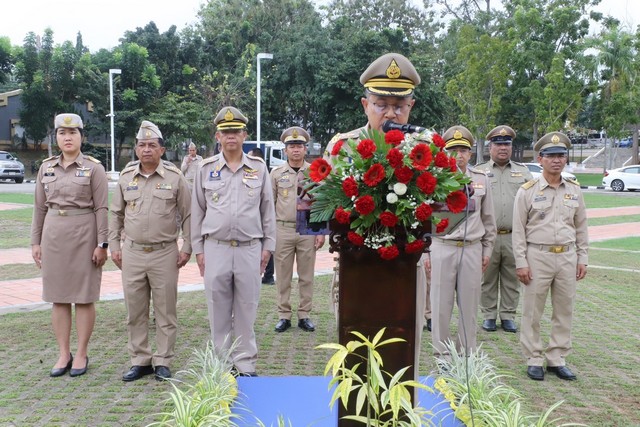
[562,198,579,221]
[277,180,293,199]
[152,189,176,214]
[532,199,552,220]
[41,176,58,199]
[244,179,262,204]
[71,176,92,199]
[204,180,227,206]
[123,190,142,215]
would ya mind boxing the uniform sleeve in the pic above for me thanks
[30,166,47,245]
[91,164,109,245]
[574,190,589,265]
[108,178,126,251]
[180,157,189,174]
[176,174,192,254]
[480,174,497,258]
[512,187,529,269]
[260,166,277,252]
[190,165,207,255]
[270,168,278,206]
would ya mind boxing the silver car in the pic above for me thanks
[524,163,577,181]
[0,151,25,183]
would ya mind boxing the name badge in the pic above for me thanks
[564,194,578,201]
[126,181,138,191]
[75,169,91,177]
[44,167,55,177]
[209,170,221,181]
[511,171,523,177]
[156,183,172,190]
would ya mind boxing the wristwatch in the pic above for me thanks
[98,242,109,249]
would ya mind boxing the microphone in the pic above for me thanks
[382,120,427,134]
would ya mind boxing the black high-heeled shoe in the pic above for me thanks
[50,354,73,377]
[70,356,89,377]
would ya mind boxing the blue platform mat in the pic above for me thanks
[232,375,463,427]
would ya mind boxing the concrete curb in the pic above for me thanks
[580,185,605,189]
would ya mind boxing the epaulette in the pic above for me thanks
[246,154,265,164]
[468,166,488,175]
[43,155,59,162]
[162,160,181,173]
[85,155,101,164]
[521,179,538,190]
[201,155,220,166]
[120,161,139,175]
[474,160,489,168]
[512,161,526,167]
[563,176,580,186]
[124,160,139,168]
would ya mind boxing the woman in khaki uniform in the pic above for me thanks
[31,114,109,377]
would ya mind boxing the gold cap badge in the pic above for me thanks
[551,135,560,144]
[453,130,462,139]
[499,128,507,136]
[224,109,234,121]
[386,59,401,79]
[292,129,299,138]
[64,116,72,125]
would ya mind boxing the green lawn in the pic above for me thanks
[573,173,603,187]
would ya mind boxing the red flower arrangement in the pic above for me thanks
[308,128,470,260]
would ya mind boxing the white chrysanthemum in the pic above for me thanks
[386,193,398,204]
[393,183,407,195]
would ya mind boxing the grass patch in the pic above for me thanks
[573,173,602,187]
[589,248,640,269]
[583,193,640,208]
[588,214,640,227]
[591,237,640,250]
[0,208,33,249]
[0,193,34,204]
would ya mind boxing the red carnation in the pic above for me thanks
[405,239,425,254]
[436,218,449,233]
[331,140,344,156]
[434,151,450,168]
[416,172,437,194]
[386,148,404,168]
[363,163,386,187]
[384,129,404,146]
[354,195,375,215]
[446,190,468,213]
[347,231,365,246]
[409,144,432,171]
[415,203,433,222]
[432,133,446,149]
[342,176,359,198]
[379,211,398,227]
[449,157,457,172]
[378,244,400,260]
[356,139,376,159]
[309,158,332,182]
[394,166,413,184]
[335,207,352,224]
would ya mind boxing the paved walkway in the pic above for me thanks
[0,205,638,314]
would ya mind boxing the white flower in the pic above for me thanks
[386,193,398,204]
[393,183,407,195]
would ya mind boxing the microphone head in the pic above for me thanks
[382,120,397,133]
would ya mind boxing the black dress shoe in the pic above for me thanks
[274,319,291,332]
[501,319,517,333]
[238,371,258,377]
[527,365,545,381]
[70,356,89,377]
[298,318,315,332]
[482,319,497,332]
[423,319,432,332]
[50,354,73,377]
[261,277,275,285]
[122,365,154,382]
[547,365,577,381]
[155,365,171,381]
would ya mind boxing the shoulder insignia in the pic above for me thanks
[475,161,489,168]
[468,166,487,175]
[43,155,59,162]
[124,160,140,168]
[521,179,538,190]
[564,176,580,186]
[120,161,139,175]
[246,154,265,164]
[85,155,101,164]
[512,161,525,167]
[162,160,181,173]
[201,155,219,166]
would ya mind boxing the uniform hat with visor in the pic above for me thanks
[534,132,571,155]
[136,120,163,140]
[280,127,309,145]
[54,113,83,129]
[486,125,516,144]
[442,125,474,150]
[214,107,248,131]
[360,53,421,97]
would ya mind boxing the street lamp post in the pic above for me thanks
[256,53,273,149]
[108,68,122,177]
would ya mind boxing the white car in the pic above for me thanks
[602,166,640,192]
[523,163,576,181]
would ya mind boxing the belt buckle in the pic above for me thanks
[58,209,67,216]
[456,241,464,247]
[550,245,564,253]
[230,240,239,247]
[142,246,154,253]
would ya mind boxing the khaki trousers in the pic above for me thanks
[481,233,520,321]
[430,240,482,357]
[122,242,179,367]
[520,245,577,367]
[275,224,316,320]
[203,238,261,373]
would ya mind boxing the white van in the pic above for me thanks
[243,141,287,171]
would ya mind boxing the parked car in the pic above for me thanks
[602,166,640,192]
[0,151,25,183]
[616,138,633,148]
[523,163,577,181]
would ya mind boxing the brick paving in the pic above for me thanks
[0,204,637,313]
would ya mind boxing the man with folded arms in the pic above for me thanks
[513,131,588,381]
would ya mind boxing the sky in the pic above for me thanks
[2,0,637,51]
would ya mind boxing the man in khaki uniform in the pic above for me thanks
[181,141,203,190]
[513,131,588,381]
[427,125,496,360]
[110,120,192,382]
[271,127,325,333]
[476,125,533,333]
[323,53,428,338]
[191,107,276,376]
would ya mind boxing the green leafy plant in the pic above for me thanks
[317,328,434,426]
